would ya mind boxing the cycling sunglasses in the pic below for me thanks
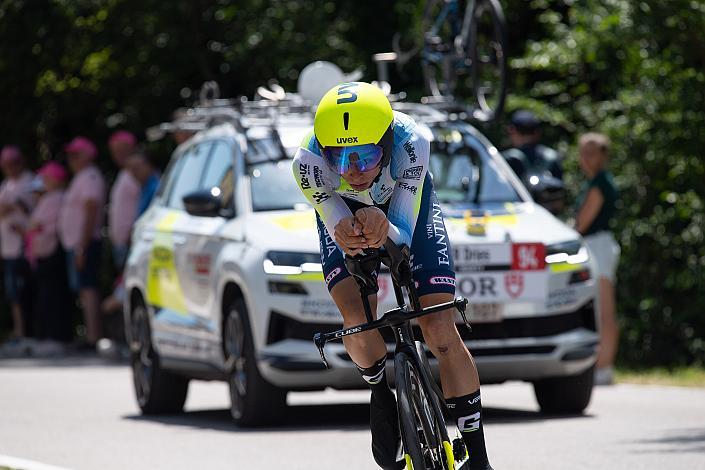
[322,143,384,174]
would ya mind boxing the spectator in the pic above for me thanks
[107,130,140,271]
[126,151,160,216]
[503,110,564,181]
[0,146,35,345]
[59,136,106,348]
[25,162,73,355]
[575,132,620,385]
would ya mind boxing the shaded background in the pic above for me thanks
[0,0,703,368]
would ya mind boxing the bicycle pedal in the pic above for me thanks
[452,438,467,461]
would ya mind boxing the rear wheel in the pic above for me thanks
[533,365,595,414]
[130,301,189,414]
[396,351,454,470]
[224,298,287,426]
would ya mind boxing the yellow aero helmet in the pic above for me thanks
[314,82,394,148]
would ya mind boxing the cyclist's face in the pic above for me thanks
[341,153,381,190]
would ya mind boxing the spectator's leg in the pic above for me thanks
[596,277,618,369]
[79,288,101,344]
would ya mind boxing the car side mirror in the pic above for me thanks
[183,189,223,217]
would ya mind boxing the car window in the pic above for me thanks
[430,129,521,204]
[250,160,309,211]
[201,140,235,209]
[166,142,212,210]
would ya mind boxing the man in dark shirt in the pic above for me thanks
[503,110,565,213]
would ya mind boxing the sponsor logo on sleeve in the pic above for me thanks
[398,181,418,195]
[313,165,325,187]
[311,191,331,204]
[403,140,417,163]
[402,165,423,181]
[299,163,311,190]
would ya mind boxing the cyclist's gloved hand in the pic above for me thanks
[334,215,368,257]
[355,207,389,249]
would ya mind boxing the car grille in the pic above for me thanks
[266,300,595,345]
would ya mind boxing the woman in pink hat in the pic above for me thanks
[25,162,74,351]
[0,145,36,345]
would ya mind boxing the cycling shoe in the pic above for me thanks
[370,389,402,469]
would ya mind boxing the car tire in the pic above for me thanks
[224,298,287,426]
[533,365,595,414]
[129,301,189,414]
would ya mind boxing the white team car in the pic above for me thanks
[124,98,599,426]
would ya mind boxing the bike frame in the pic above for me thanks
[313,240,470,403]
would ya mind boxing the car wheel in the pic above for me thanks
[224,298,287,426]
[130,301,189,414]
[533,365,594,414]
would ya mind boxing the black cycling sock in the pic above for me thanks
[356,357,401,470]
[446,390,491,470]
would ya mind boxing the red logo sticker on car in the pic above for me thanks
[504,272,524,298]
[511,243,545,271]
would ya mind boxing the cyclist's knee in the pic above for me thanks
[418,310,461,355]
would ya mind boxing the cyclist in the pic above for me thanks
[293,82,493,470]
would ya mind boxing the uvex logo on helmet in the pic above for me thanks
[336,136,359,144]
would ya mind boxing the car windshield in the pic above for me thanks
[250,159,310,211]
[429,128,522,204]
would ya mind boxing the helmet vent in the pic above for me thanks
[343,112,350,131]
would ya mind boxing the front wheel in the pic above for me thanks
[224,298,287,426]
[533,365,595,414]
[395,351,455,469]
[130,301,189,414]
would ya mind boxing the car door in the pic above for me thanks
[147,140,212,359]
[173,138,236,361]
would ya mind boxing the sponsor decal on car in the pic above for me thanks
[504,272,524,298]
[511,243,546,271]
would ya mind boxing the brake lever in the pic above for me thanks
[454,297,472,334]
[313,333,330,369]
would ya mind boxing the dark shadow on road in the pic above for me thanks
[124,402,593,433]
[124,402,370,433]
[0,355,128,369]
[627,428,705,454]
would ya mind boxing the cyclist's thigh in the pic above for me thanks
[315,213,379,323]
[410,175,456,298]
[330,276,379,325]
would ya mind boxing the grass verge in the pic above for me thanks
[616,366,705,387]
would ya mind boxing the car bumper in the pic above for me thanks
[258,326,598,390]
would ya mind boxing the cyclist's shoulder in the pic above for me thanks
[298,129,322,157]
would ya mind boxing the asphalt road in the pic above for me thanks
[1,357,704,470]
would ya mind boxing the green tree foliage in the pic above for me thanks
[0,0,702,366]
[504,0,705,367]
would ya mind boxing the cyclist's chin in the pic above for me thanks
[348,181,373,190]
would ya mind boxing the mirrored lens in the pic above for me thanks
[323,144,383,174]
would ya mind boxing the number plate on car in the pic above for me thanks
[469,303,503,323]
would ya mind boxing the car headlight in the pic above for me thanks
[263,251,322,275]
[545,240,589,264]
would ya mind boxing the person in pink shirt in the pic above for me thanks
[107,130,140,270]
[26,162,74,349]
[58,137,106,347]
[0,145,35,341]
